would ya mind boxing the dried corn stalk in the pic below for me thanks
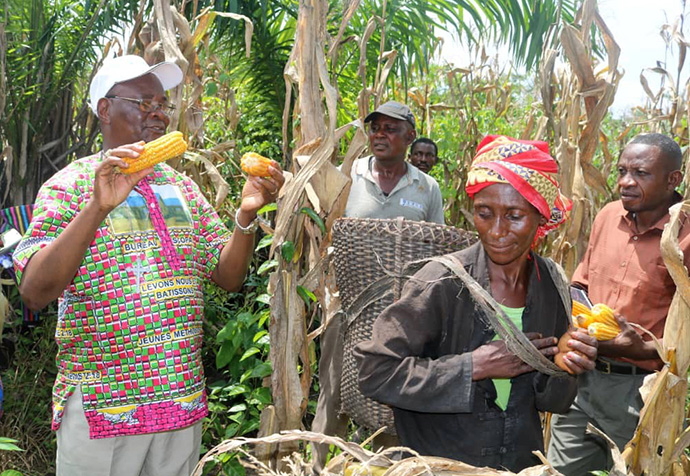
[623,200,690,476]
[260,0,355,465]
[542,0,621,276]
[194,430,566,476]
[633,15,690,195]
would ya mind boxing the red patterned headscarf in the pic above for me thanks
[465,135,571,241]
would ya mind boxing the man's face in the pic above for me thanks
[409,142,437,173]
[473,183,544,266]
[616,143,677,214]
[103,74,171,145]
[367,114,416,162]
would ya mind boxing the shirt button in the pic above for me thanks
[500,447,508,454]
[633,236,639,241]
[621,262,626,267]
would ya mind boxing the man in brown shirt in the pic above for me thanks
[547,133,690,475]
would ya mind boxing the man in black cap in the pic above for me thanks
[343,101,444,222]
[312,101,444,470]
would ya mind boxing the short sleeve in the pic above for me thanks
[12,169,87,284]
[427,179,445,224]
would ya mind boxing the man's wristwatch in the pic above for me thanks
[235,209,258,234]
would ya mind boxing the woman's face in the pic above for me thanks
[473,183,545,266]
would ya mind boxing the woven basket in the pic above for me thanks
[331,217,478,434]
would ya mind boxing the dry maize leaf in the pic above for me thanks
[660,201,690,374]
[265,270,306,458]
[593,11,621,75]
[560,24,597,90]
[627,367,686,475]
[585,424,627,475]
[296,154,349,215]
[576,0,597,37]
[671,426,690,462]
[581,161,610,196]
[212,11,253,58]
[384,456,513,476]
[271,137,336,256]
[357,17,378,81]
[0,289,8,337]
[195,430,386,476]
[374,50,398,101]
[182,150,229,208]
[327,0,360,59]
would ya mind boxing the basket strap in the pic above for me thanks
[344,276,395,328]
[427,254,565,377]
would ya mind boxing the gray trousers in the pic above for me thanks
[312,314,350,470]
[547,365,648,476]
[57,388,202,476]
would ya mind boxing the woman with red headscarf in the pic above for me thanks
[355,135,598,471]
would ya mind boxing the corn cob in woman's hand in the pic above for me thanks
[120,131,188,174]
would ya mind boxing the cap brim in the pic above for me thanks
[363,110,415,129]
[129,61,183,91]
[147,62,184,91]
[364,110,410,123]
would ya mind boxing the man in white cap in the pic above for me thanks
[312,101,444,470]
[12,55,284,476]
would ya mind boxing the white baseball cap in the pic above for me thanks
[89,55,184,114]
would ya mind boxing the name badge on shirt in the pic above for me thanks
[400,198,424,211]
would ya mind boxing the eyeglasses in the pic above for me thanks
[105,96,176,115]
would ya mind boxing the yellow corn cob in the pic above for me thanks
[591,303,619,328]
[121,131,187,174]
[572,300,591,318]
[575,313,595,329]
[587,322,620,341]
[241,152,272,177]
[344,463,388,476]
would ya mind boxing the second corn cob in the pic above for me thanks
[120,131,187,174]
[241,152,273,177]
[588,322,620,341]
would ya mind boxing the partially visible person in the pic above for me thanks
[548,133,690,476]
[13,55,284,476]
[408,137,438,174]
[312,101,444,470]
[355,135,598,472]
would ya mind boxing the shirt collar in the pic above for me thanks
[617,191,683,233]
[355,156,419,184]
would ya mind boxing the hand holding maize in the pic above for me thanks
[241,152,273,177]
[120,131,187,174]
[570,301,620,341]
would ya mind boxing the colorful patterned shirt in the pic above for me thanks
[13,153,231,438]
